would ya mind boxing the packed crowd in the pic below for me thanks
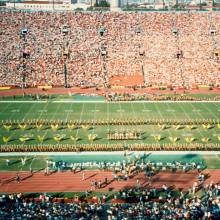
[0,181,220,219]
[1,118,219,127]
[1,142,220,152]
[108,93,220,101]
[0,11,220,88]
[44,158,205,174]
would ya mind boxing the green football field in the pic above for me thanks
[0,153,220,171]
[0,100,219,147]
[0,101,219,121]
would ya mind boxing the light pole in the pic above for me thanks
[62,26,69,88]
[20,12,28,88]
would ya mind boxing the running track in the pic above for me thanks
[0,170,219,193]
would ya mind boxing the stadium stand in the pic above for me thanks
[0,11,220,88]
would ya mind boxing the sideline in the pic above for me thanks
[0,100,220,103]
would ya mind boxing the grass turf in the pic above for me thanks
[0,153,220,171]
[0,101,219,146]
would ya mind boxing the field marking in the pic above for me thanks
[10,109,20,113]
[29,155,38,170]
[37,102,49,121]
[154,102,174,138]
[192,109,201,112]
[1,100,220,104]
[117,102,126,136]
[36,102,62,148]
[142,103,156,140]
[90,109,100,112]
[19,102,50,167]
[181,133,193,137]
[201,102,219,120]
[0,102,11,114]
[38,109,48,113]
[76,103,85,137]
[142,109,152,112]
[91,103,97,136]
[7,103,23,121]
[116,109,125,113]
[182,102,205,138]
[166,109,176,112]
[3,102,37,143]
[23,102,38,121]
[65,101,74,123]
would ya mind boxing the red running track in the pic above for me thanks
[0,87,219,97]
[1,170,217,193]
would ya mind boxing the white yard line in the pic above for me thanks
[118,102,124,132]
[20,102,49,171]
[37,102,49,120]
[154,102,172,138]
[22,102,37,121]
[29,155,37,170]
[0,102,12,114]
[91,103,97,135]
[200,102,219,120]
[7,103,23,121]
[178,103,204,138]
[212,102,220,114]
[36,103,62,149]
[65,102,73,123]
[142,102,156,142]
[76,103,85,137]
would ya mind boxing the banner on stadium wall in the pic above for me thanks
[38,86,52,90]
[111,86,125,89]
[198,85,210,88]
[0,87,11,90]
[151,86,168,89]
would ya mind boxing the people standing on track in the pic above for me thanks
[6,159,10,167]
[16,172,21,183]
[21,157,27,166]
[44,166,49,176]
[82,172,85,181]
[29,167,33,176]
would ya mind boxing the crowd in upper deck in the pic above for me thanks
[0,11,220,88]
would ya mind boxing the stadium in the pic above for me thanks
[0,1,220,219]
